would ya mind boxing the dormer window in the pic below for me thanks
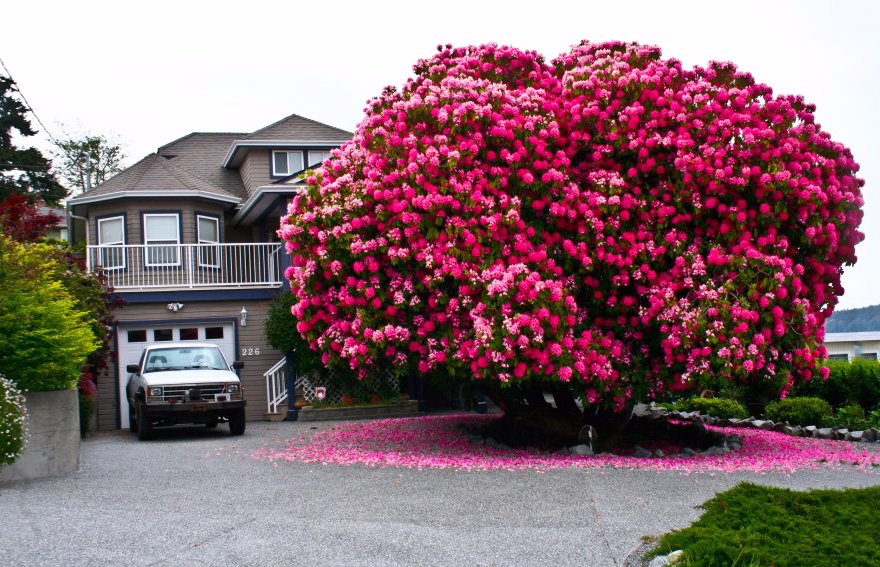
[272,151,303,176]
[308,151,333,167]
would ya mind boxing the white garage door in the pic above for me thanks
[117,322,235,429]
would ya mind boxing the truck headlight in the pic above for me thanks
[148,386,163,397]
[226,384,239,393]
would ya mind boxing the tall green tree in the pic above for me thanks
[0,75,67,206]
[53,135,124,194]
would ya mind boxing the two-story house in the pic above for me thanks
[68,113,352,431]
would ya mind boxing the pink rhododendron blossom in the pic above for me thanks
[257,415,880,474]
[278,42,864,409]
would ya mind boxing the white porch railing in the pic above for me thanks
[87,243,284,290]
[265,357,288,414]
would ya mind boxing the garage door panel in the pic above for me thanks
[117,323,234,428]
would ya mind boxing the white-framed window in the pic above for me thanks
[97,216,125,269]
[144,213,180,266]
[827,354,849,362]
[272,150,304,176]
[308,151,333,167]
[197,215,220,268]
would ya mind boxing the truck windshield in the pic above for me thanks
[144,347,228,372]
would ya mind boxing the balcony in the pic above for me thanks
[87,243,284,290]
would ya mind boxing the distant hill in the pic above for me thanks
[825,304,880,333]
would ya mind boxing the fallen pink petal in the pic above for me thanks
[257,415,880,474]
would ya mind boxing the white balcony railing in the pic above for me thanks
[87,243,284,290]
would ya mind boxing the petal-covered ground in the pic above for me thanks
[257,414,880,474]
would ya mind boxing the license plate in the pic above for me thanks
[191,404,207,412]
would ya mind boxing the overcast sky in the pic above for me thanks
[2,0,877,310]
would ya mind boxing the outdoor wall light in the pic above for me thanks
[240,306,248,327]
[167,302,184,312]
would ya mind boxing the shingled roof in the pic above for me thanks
[245,113,352,141]
[68,113,352,207]
[158,133,248,199]
[68,153,240,205]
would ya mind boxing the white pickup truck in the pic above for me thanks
[126,342,246,440]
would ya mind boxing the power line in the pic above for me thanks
[0,56,65,147]
[0,55,92,194]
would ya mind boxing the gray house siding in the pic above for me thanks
[240,150,272,197]
[89,199,229,246]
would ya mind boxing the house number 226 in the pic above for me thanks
[241,347,261,357]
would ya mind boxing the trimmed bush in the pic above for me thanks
[649,483,880,566]
[793,359,880,411]
[821,403,869,430]
[0,236,99,391]
[847,358,880,410]
[678,397,748,419]
[0,374,27,466]
[764,397,833,426]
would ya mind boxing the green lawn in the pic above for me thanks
[649,482,880,566]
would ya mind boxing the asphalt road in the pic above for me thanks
[2,420,880,567]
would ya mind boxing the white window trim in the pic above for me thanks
[197,215,220,268]
[97,216,126,270]
[272,150,304,177]
[144,213,181,267]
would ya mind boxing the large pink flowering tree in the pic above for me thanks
[279,42,864,438]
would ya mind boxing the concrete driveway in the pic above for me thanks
[2,419,880,567]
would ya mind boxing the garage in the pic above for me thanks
[116,322,236,428]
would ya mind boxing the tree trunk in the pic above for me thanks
[484,382,634,451]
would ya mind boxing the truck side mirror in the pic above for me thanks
[232,361,244,370]
[126,364,140,373]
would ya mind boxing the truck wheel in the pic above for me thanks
[229,409,246,436]
[136,402,153,441]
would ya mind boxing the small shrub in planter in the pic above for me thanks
[0,374,27,466]
[764,397,833,426]
[821,403,869,431]
[678,398,748,419]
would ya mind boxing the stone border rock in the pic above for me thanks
[645,404,880,445]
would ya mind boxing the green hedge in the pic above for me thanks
[820,403,868,430]
[649,483,880,566]
[792,359,880,411]
[677,397,748,419]
[0,237,99,391]
[0,375,27,466]
[764,397,833,426]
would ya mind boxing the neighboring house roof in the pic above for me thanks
[825,332,880,343]
[36,205,67,228]
[68,153,240,206]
